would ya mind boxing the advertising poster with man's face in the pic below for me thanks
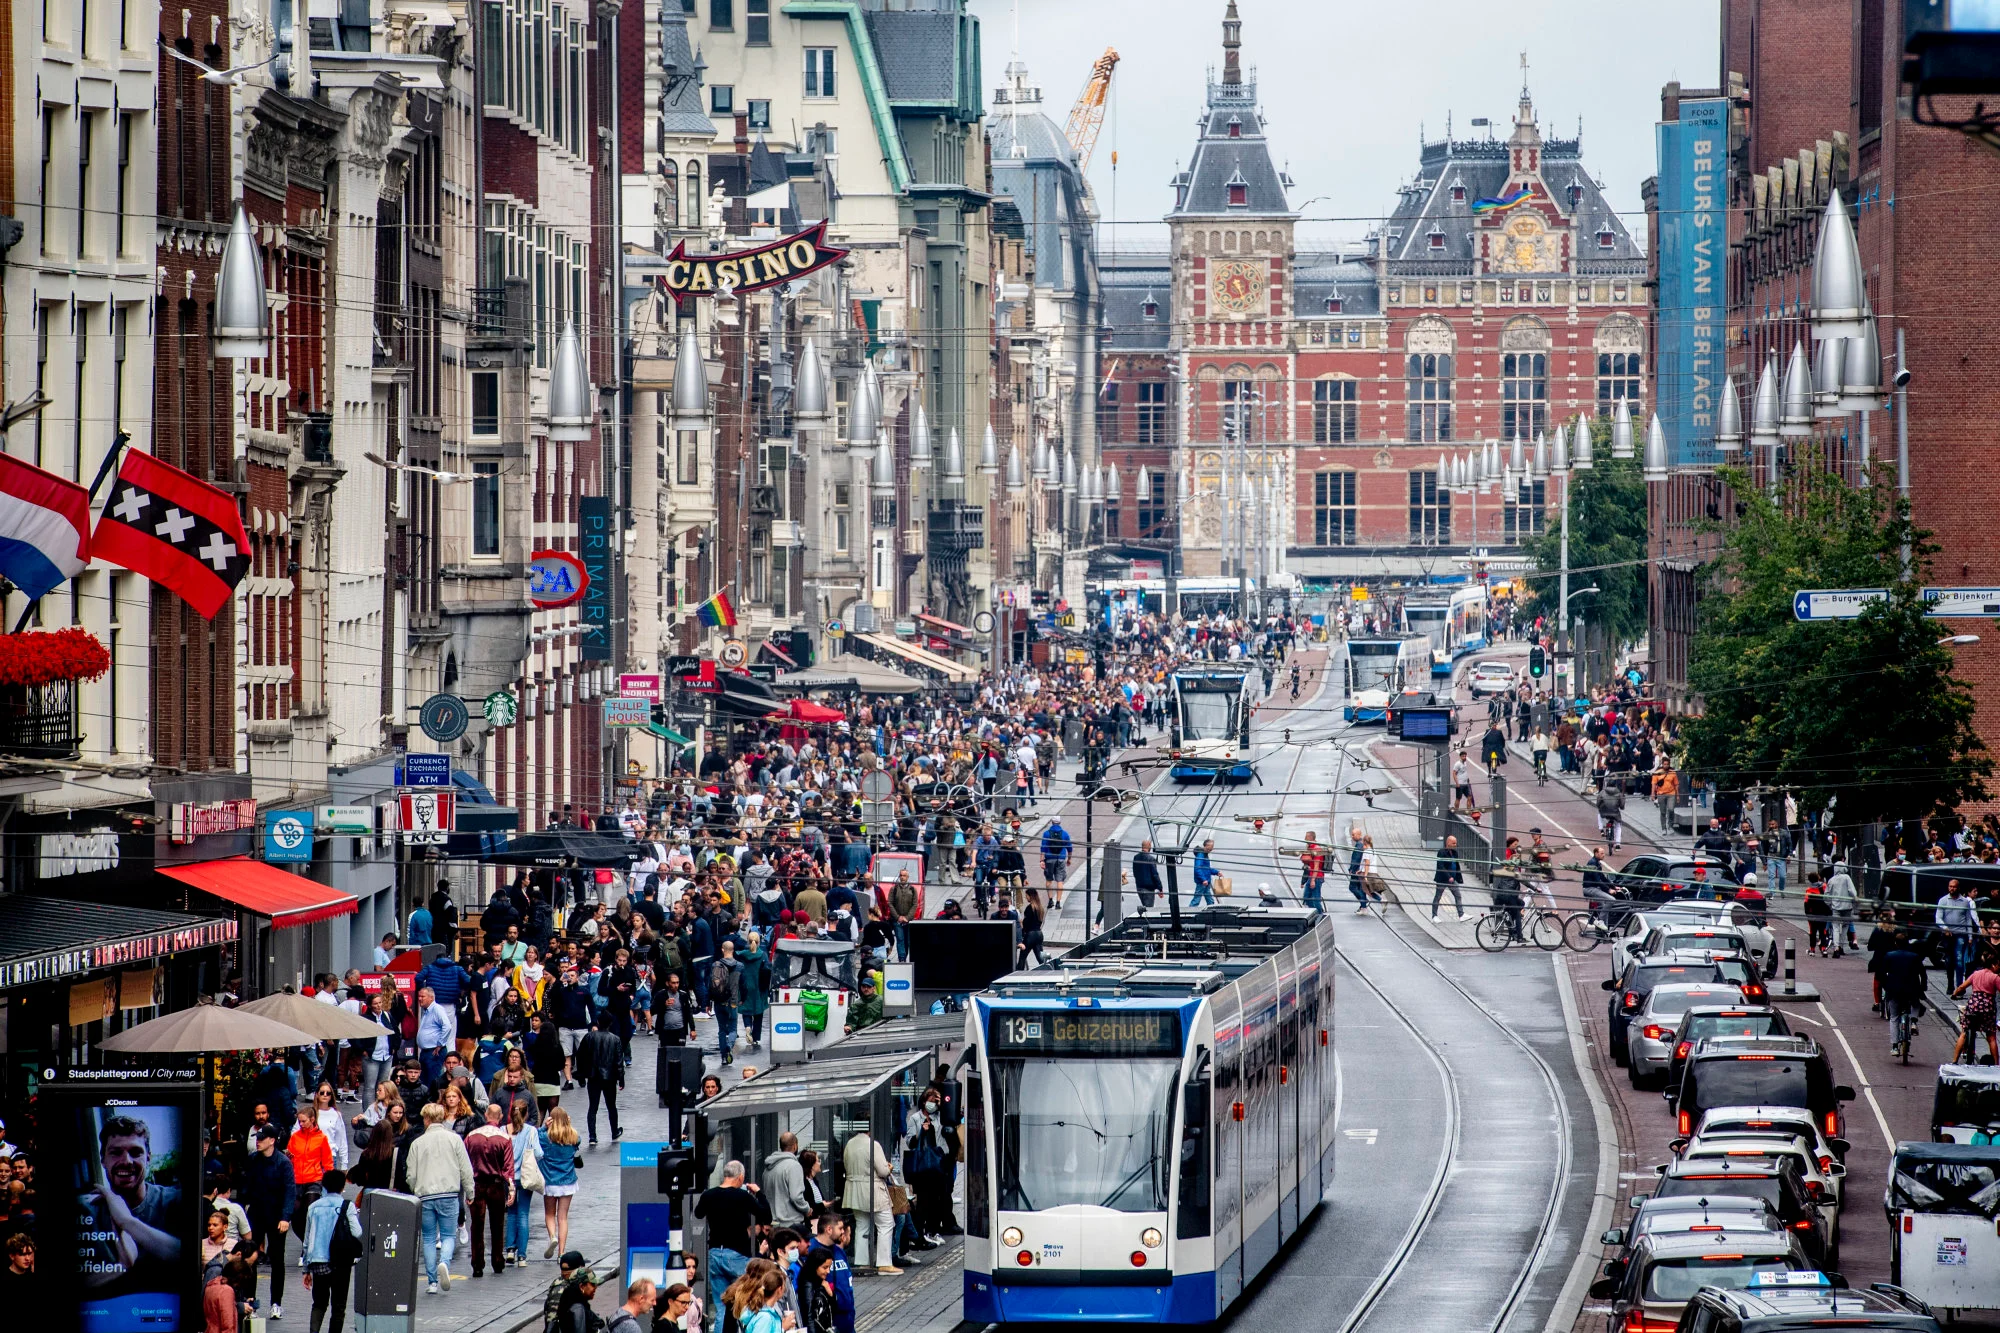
[39,1080,200,1333]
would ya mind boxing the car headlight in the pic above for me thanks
[1001,1227,1023,1248]
[1140,1228,1163,1249]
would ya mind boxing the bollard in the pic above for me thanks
[1783,937,1797,995]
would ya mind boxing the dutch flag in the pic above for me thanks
[0,453,91,602]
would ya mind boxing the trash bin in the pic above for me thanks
[353,1189,421,1333]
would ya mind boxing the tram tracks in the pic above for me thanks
[1258,710,1576,1333]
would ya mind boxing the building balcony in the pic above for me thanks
[0,680,82,758]
[926,501,986,553]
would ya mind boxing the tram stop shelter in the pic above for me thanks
[687,1048,933,1269]
[806,1009,966,1066]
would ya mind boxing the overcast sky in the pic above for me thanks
[966,0,1721,255]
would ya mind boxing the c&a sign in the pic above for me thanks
[658,222,848,310]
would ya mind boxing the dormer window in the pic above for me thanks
[1569,184,1584,208]
[1324,296,1342,314]
[1142,297,1159,318]
[1226,115,1242,138]
[1225,169,1248,207]
[1450,185,1465,203]
[1597,230,1615,249]
[1428,230,1445,251]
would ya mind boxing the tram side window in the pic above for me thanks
[965,1072,990,1238]
[1177,1063,1212,1238]
[1214,1028,1241,1231]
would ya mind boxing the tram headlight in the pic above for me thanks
[1001,1227,1023,1248]
[1140,1228,1163,1249]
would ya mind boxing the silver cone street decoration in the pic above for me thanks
[1714,374,1743,453]
[848,363,879,450]
[944,428,966,487]
[1573,416,1595,470]
[1838,310,1884,413]
[215,205,269,359]
[1611,397,1635,459]
[669,322,708,434]
[1509,434,1525,474]
[1551,423,1569,474]
[1062,449,1077,494]
[910,407,932,465]
[980,422,1000,477]
[1006,444,1025,495]
[1106,462,1120,503]
[1137,466,1153,502]
[1643,412,1668,482]
[1779,340,1812,439]
[1810,191,1868,344]
[1812,337,1846,417]
[794,337,827,423]
[1532,432,1548,477]
[550,320,594,441]
[1749,356,1781,448]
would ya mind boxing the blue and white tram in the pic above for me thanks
[1449,583,1489,655]
[1168,665,1256,782]
[1340,634,1430,722]
[1399,599,1455,677]
[960,907,1337,1324]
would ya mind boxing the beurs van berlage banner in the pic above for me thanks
[656,222,848,309]
[1656,98,1728,467]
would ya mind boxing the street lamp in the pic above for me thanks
[794,337,828,426]
[980,422,1000,479]
[910,406,933,467]
[1714,374,1742,454]
[669,322,708,434]
[1643,411,1669,482]
[1940,635,1980,647]
[1611,397,1635,459]
[1006,444,1026,496]
[944,427,966,497]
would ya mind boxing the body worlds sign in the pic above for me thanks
[657,222,848,309]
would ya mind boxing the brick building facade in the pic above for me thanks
[1647,0,2000,760]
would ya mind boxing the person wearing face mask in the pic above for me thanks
[902,1090,950,1246]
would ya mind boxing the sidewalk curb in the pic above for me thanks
[1543,951,1622,1333]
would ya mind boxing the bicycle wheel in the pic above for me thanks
[1530,910,1565,951]
[1475,913,1511,952]
[1562,913,1606,953]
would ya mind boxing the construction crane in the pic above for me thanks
[1063,47,1119,173]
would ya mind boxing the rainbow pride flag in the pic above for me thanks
[695,589,737,630]
[1471,186,1532,215]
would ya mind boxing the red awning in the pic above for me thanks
[159,858,360,930]
[915,613,973,637]
[789,698,846,724]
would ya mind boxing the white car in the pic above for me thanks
[1682,1105,1850,1200]
[1612,904,1777,978]
[1468,661,1515,696]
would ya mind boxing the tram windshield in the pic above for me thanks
[993,1057,1180,1213]
[1178,691,1235,741]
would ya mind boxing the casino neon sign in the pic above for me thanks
[657,221,848,310]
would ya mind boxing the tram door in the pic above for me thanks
[1278,958,1301,1235]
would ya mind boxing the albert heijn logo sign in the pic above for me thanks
[657,222,848,310]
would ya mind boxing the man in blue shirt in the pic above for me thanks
[1190,838,1218,908]
[805,1211,856,1333]
[972,826,1000,916]
[415,986,456,1085]
[1040,820,1072,911]
[406,902,433,947]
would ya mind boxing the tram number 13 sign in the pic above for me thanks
[657,222,849,309]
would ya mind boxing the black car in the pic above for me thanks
[1645,1154,1835,1268]
[1679,1274,1942,1331]
[1670,1035,1854,1143]
[1614,853,1743,904]
[1604,954,1769,1066]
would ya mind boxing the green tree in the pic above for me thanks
[1677,469,1990,826]
[1519,416,1648,646]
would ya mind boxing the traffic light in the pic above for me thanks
[1529,644,1546,678]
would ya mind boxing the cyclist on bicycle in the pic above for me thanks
[1289,663,1302,701]
[1480,721,1508,776]
[1580,845,1633,926]
[1879,928,1929,1054]
[1490,860,1527,941]
[1529,726,1552,784]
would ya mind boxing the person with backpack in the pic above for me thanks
[654,970,697,1048]
[709,941,745,1067]
[300,1169,362,1333]
[540,1251,592,1333]
[575,1019,626,1147]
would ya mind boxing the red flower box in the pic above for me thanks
[0,627,113,688]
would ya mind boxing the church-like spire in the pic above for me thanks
[1222,0,1242,87]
